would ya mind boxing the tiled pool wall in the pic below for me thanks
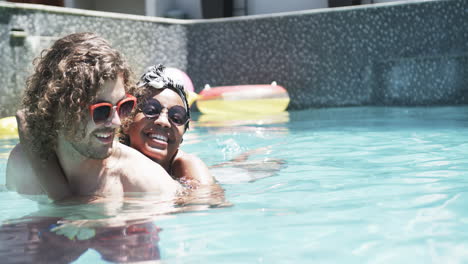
[0,0,467,117]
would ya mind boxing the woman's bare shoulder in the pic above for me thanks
[172,151,215,185]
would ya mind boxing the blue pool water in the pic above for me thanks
[1,106,468,263]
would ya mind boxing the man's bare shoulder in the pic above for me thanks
[113,143,162,169]
[6,144,45,195]
[111,143,182,196]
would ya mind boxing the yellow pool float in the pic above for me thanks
[0,116,18,139]
[196,82,290,115]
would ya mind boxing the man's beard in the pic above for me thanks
[69,129,116,159]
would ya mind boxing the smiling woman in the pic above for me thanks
[126,88,187,170]
[120,65,216,187]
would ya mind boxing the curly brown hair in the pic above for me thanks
[119,83,154,146]
[22,32,134,157]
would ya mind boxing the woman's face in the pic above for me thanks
[127,89,186,167]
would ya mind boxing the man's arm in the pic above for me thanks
[7,144,32,193]
[6,143,72,200]
[10,110,72,201]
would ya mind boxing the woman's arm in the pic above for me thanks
[172,151,215,186]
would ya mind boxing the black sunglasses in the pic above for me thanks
[141,98,189,126]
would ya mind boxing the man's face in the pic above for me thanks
[69,75,126,159]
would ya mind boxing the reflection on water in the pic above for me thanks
[0,189,229,263]
[1,216,161,263]
[195,111,289,127]
[211,158,287,184]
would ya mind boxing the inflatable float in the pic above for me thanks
[165,67,198,106]
[0,116,18,139]
[196,82,290,115]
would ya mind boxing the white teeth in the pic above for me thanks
[148,133,168,142]
[96,132,112,138]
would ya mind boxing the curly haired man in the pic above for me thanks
[6,32,181,202]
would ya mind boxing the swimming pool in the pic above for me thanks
[1,106,468,263]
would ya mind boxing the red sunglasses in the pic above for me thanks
[89,94,137,124]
